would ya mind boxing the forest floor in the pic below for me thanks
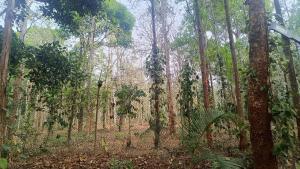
[10,124,236,169]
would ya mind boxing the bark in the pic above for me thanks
[67,90,77,145]
[274,0,300,142]
[248,1,278,168]
[77,37,85,132]
[223,0,247,150]
[87,18,96,134]
[0,0,15,149]
[150,0,161,149]
[94,83,101,150]
[126,117,132,148]
[192,0,212,145]
[161,0,176,135]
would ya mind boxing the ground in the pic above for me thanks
[10,123,231,169]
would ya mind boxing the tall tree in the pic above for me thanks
[150,0,162,148]
[223,0,247,150]
[248,0,278,168]
[0,0,15,150]
[192,0,211,145]
[160,0,176,135]
[273,0,300,141]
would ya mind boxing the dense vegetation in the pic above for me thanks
[0,0,300,168]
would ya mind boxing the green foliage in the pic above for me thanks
[0,158,8,169]
[200,150,244,169]
[24,27,65,47]
[0,26,29,76]
[40,0,104,32]
[178,60,196,121]
[26,42,71,91]
[115,84,145,118]
[103,0,135,47]
[108,158,133,169]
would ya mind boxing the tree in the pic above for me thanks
[192,0,212,145]
[223,0,247,150]
[273,0,300,142]
[148,0,164,149]
[0,0,15,151]
[115,84,145,148]
[94,80,103,150]
[159,0,176,135]
[248,0,278,168]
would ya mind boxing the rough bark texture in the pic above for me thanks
[0,0,15,149]
[150,0,161,149]
[192,0,212,145]
[161,0,176,135]
[223,0,247,150]
[248,1,278,168]
[274,0,300,141]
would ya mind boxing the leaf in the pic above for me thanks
[0,158,8,169]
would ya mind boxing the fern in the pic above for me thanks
[185,109,226,137]
[201,150,244,169]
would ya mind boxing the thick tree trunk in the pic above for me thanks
[161,0,176,135]
[192,0,212,145]
[248,1,278,168]
[223,0,247,150]
[0,0,15,150]
[274,0,300,141]
[150,0,161,149]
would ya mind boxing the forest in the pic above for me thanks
[0,0,300,168]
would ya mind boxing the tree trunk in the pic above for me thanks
[87,18,96,134]
[0,0,15,149]
[161,0,176,135]
[126,117,131,148]
[150,0,161,149]
[77,37,85,133]
[274,0,300,142]
[223,0,248,150]
[248,1,278,168]
[67,90,77,145]
[94,83,101,150]
[192,0,212,145]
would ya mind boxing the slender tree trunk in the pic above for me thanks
[78,37,85,133]
[274,0,300,141]
[161,0,176,135]
[223,0,247,150]
[126,117,131,148]
[192,0,212,145]
[0,0,15,150]
[67,90,77,145]
[248,1,278,168]
[94,83,101,150]
[87,18,96,134]
[150,0,161,149]
[208,63,215,107]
